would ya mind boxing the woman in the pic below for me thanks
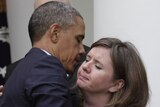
[77,37,149,107]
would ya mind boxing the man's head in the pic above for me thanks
[28,1,85,73]
[34,0,70,9]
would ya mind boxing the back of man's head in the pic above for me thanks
[28,1,82,45]
[34,0,70,9]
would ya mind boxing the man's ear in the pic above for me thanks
[49,23,61,43]
[108,79,125,93]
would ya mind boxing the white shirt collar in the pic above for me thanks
[40,49,51,56]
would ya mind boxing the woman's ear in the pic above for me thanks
[108,79,125,93]
[49,23,61,43]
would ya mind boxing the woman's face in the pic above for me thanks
[77,47,115,93]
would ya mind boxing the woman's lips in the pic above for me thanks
[78,72,89,81]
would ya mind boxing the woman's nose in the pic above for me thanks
[82,61,91,73]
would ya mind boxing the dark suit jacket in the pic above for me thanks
[4,45,90,85]
[2,45,90,107]
[0,48,72,107]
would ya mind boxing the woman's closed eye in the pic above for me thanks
[95,64,102,70]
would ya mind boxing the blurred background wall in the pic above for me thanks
[94,0,160,107]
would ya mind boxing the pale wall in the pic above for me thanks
[94,0,160,107]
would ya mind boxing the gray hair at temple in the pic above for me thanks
[28,1,83,44]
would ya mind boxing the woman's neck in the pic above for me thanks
[83,91,111,107]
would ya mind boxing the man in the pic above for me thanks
[3,0,90,85]
[1,0,90,105]
[0,1,85,107]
